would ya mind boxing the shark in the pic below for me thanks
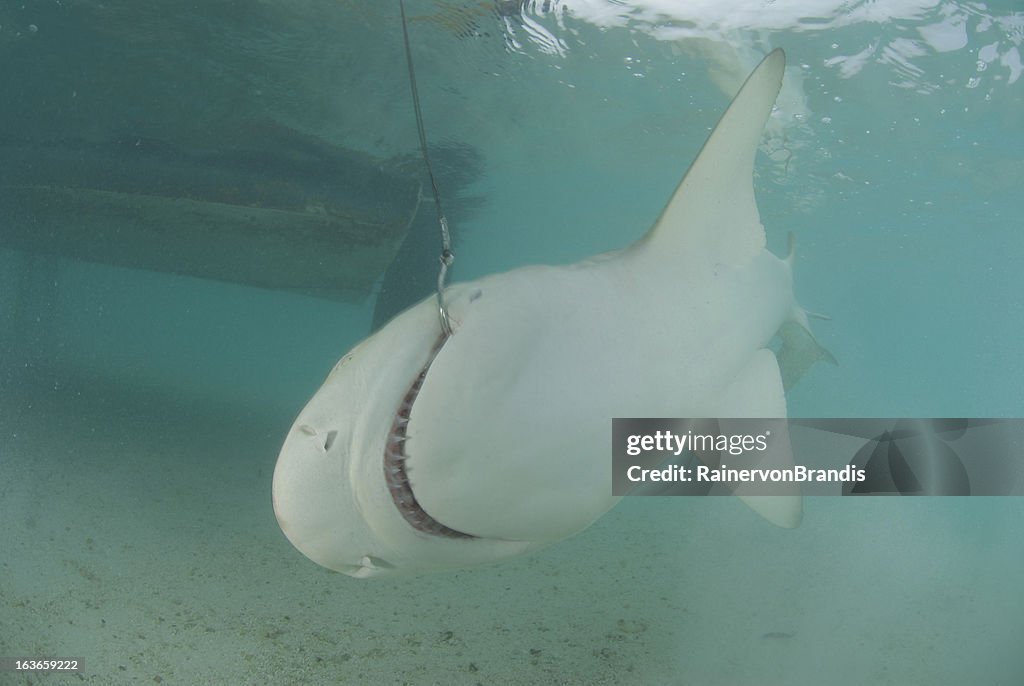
[272,49,831,578]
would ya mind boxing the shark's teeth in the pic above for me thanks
[383,334,475,540]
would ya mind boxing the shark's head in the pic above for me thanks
[272,286,547,577]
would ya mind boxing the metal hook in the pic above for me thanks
[398,0,455,338]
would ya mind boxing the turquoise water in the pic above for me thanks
[1,1,1022,684]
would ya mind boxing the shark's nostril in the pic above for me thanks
[323,430,338,452]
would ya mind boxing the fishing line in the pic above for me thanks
[398,0,454,337]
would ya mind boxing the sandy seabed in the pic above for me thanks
[2,367,1022,685]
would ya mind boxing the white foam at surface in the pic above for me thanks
[918,14,969,52]
[1002,46,1022,84]
[557,0,947,35]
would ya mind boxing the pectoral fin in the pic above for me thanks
[712,348,802,529]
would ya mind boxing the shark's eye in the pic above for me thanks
[329,353,355,377]
[469,289,483,302]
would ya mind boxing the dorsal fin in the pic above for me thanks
[635,49,785,266]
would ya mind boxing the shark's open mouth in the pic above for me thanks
[384,334,476,539]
